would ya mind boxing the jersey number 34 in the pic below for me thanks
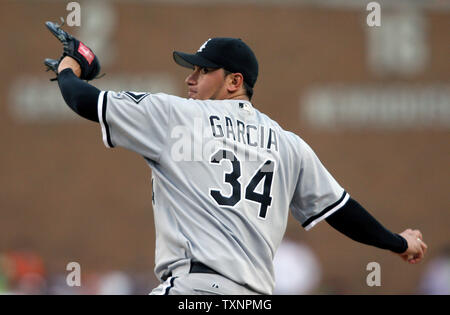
[209,149,275,219]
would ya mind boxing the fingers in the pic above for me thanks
[400,253,409,262]
[414,229,427,256]
[399,228,428,264]
[421,239,428,251]
[411,231,428,264]
[412,248,424,263]
[407,250,423,264]
[419,238,428,258]
[415,230,423,241]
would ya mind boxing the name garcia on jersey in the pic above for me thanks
[170,114,279,162]
[209,115,279,152]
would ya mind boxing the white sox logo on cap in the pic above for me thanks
[174,37,259,88]
[197,38,211,52]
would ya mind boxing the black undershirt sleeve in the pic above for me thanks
[57,68,100,122]
[325,198,408,254]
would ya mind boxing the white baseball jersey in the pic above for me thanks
[97,90,349,294]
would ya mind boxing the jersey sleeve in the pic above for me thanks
[97,91,171,161]
[290,138,349,230]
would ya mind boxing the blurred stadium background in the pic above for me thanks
[0,0,448,294]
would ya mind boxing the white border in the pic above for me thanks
[97,91,112,148]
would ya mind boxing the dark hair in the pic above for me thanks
[224,70,253,101]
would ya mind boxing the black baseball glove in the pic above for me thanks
[44,19,102,81]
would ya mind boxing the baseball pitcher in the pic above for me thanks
[44,21,427,295]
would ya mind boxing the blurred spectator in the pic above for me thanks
[97,271,133,295]
[273,239,321,294]
[0,250,46,294]
[0,269,8,294]
[419,245,450,295]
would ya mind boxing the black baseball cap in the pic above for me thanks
[173,37,259,88]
